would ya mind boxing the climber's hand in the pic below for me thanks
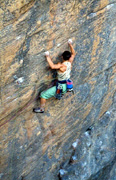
[45,51,50,56]
[68,39,73,44]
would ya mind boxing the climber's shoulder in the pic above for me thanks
[58,62,66,72]
[69,54,76,64]
[51,62,64,70]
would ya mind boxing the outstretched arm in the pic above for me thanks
[68,39,76,64]
[45,51,63,70]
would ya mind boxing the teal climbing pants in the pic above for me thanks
[40,84,67,99]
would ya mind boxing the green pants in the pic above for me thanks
[40,83,67,99]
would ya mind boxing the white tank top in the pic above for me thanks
[57,61,71,81]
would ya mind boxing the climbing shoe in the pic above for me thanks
[33,107,44,113]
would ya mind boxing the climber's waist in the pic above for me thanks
[58,80,67,84]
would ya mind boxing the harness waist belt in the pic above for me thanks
[58,80,67,84]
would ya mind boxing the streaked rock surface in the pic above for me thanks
[0,0,116,180]
[61,99,116,180]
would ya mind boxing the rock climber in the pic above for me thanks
[33,39,76,113]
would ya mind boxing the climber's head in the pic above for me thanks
[62,51,71,60]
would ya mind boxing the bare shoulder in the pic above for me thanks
[57,62,62,65]
[59,62,67,72]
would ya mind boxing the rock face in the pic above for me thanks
[0,0,116,180]
[60,102,116,180]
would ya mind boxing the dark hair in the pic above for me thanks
[62,51,71,60]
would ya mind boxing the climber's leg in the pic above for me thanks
[40,86,57,99]
[40,98,46,109]
[33,98,46,113]
[33,84,67,113]
[33,86,56,113]
[40,84,67,99]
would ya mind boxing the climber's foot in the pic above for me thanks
[33,107,44,113]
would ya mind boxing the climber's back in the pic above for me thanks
[57,61,71,81]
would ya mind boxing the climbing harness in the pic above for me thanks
[55,79,74,100]
[55,80,64,100]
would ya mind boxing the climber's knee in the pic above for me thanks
[40,86,56,99]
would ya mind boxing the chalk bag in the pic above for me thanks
[66,79,73,92]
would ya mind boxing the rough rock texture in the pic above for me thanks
[60,99,116,180]
[0,0,116,180]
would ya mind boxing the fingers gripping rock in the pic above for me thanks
[68,39,73,44]
[45,51,50,56]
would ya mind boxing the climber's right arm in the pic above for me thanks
[45,52,64,70]
[68,40,76,64]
